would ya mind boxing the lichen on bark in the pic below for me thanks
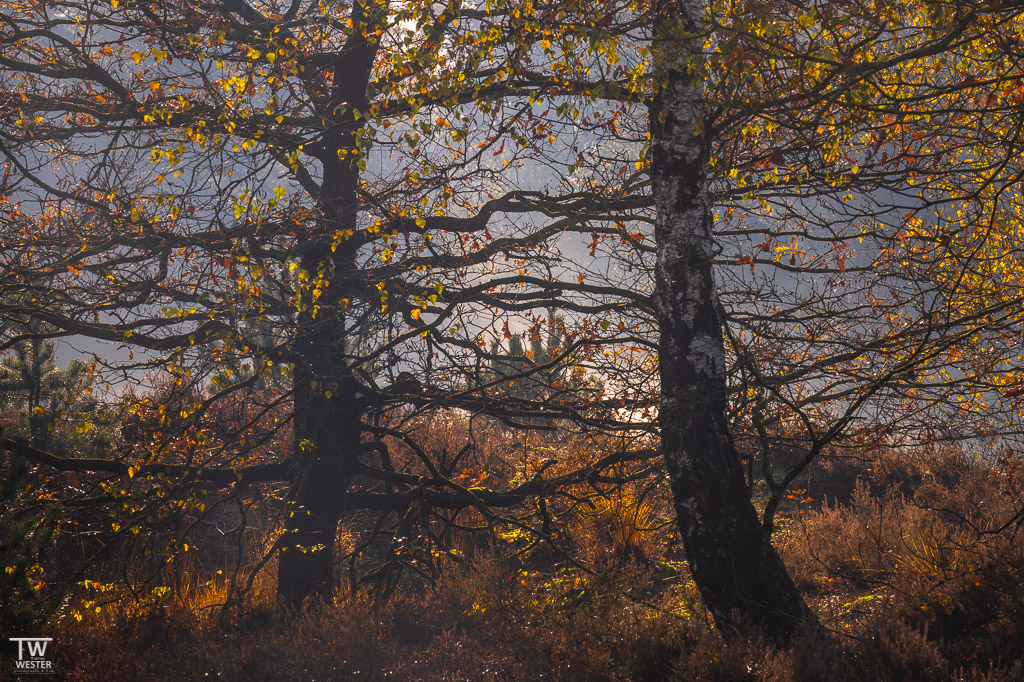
[650,0,815,644]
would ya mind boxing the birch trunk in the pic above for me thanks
[650,0,814,643]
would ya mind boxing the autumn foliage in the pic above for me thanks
[4,0,1024,675]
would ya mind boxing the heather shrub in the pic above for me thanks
[780,444,1024,676]
[36,435,1024,680]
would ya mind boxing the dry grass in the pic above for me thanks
[55,557,698,681]
[30,440,1024,680]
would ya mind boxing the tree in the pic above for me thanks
[0,441,61,632]
[6,0,1024,645]
[648,0,811,641]
[0,320,94,449]
[0,0,652,607]
[643,0,1024,642]
[485,312,601,424]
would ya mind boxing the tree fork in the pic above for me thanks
[650,0,816,644]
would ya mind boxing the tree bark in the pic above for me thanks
[650,0,814,644]
[275,0,382,606]
[277,359,362,606]
[275,142,364,605]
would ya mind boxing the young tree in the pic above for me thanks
[0,320,94,449]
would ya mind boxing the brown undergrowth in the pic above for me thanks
[35,444,1024,680]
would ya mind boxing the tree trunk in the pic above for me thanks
[276,442,347,606]
[275,159,363,605]
[650,0,814,644]
[277,379,361,606]
[274,0,383,606]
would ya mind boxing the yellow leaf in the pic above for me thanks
[411,308,421,320]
